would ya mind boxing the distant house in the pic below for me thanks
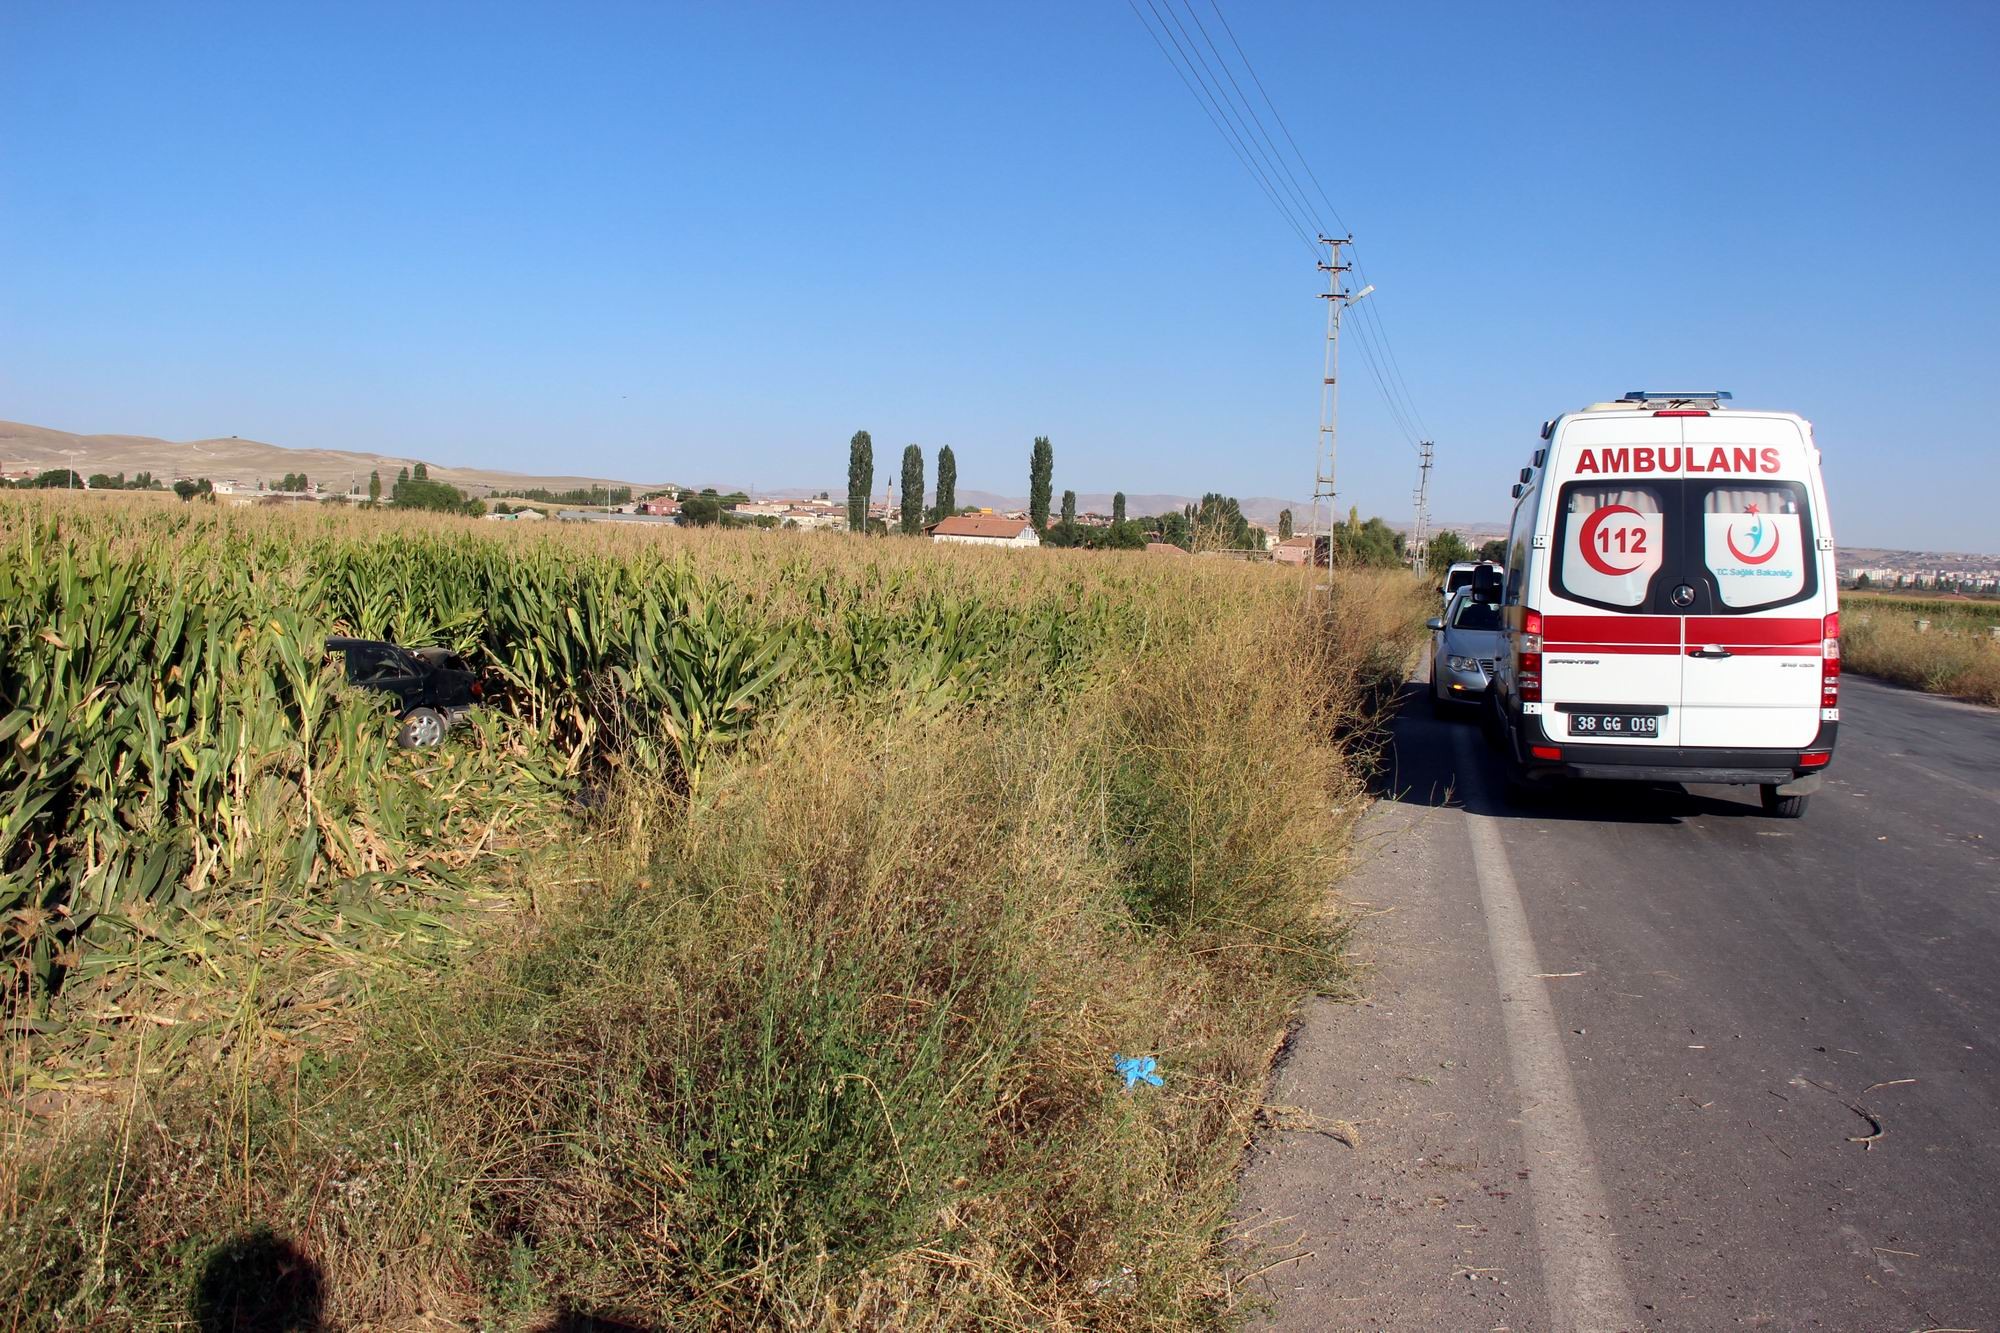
[782,504,846,531]
[1144,541,1189,556]
[638,496,680,517]
[1272,534,1315,566]
[925,515,1041,548]
[555,510,677,526]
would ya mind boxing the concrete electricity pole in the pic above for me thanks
[1309,235,1373,569]
[1410,439,1434,572]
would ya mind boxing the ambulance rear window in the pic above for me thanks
[1698,483,1817,610]
[1552,483,1668,611]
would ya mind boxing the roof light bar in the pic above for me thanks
[1620,390,1733,403]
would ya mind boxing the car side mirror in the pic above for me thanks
[1426,617,1444,631]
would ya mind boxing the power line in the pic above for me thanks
[1348,252,1432,440]
[1349,291,1430,444]
[1129,0,1437,490]
[1346,314,1422,452]
[1184,1,1432,448]
[1125,0,1318,255]
[1168,0,1325,241]
[1201,0,1351,236]
[1190,0,1435,445]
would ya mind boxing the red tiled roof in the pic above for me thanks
[1145,541,1189,555]
[928,515,1034,539]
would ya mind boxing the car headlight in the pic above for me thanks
[1447,655,1481,674]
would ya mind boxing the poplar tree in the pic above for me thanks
[1113,491,1126,525]
[1278,508,1294,540]
[847,430,873,533]
[368,470,382,505]
[1060,489,1076,526]
[900,444,924,534]
[933,446,957,521]
[1028,436,1053,533]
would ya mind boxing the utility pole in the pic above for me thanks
[1410,439,1434,572]
[1308,236,1372,574]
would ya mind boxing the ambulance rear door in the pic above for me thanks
[1677,415,1829,749]
[1540,413,1685,747]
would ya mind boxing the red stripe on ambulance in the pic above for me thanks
[1543,613,1679,645]
[1684,616,1819,646]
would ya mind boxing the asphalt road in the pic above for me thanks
[1239,673,2000,1330]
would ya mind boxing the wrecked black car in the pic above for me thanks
[326,637,484,747]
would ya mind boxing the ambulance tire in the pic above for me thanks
[1759,785,1809,819]
[1500,753,1546,807]
[1480,693,1505,751]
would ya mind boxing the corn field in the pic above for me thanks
[0,496,1143,1028]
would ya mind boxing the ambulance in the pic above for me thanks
[1485,391,1838,818]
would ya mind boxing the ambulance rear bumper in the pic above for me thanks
[1502,712,1837,788]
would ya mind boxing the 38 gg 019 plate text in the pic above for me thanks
[1570,712,1660,736]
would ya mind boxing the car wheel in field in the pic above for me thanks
[1760,784,1809,819]
[395,707,447,749]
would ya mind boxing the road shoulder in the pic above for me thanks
[1236,785,1547,1329]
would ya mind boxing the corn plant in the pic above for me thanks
[0,496,1137,1011]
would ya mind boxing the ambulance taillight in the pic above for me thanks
[1822,612,1840,708]
[1519,608,1544,704]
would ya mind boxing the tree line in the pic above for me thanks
[3,469,165,491]
[840,431,1459,561]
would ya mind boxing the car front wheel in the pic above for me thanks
[396,707,447,749]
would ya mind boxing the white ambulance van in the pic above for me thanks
[1485,391,1839,818]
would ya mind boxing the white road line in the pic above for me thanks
[1453,725,1638,1333]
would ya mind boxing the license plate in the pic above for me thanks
[1569,711,1660,737]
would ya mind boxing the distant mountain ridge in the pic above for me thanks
[0,420,665,497]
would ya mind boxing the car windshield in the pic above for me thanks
[1452,599,1501,631]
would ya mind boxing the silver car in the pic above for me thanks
[1428,588,1505,714]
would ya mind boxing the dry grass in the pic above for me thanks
[1843,608,2000,706]
[0,494,1431,1329]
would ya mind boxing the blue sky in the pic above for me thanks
[3,1,1995,549]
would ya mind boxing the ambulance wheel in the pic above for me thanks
[1760,785,1809,819]
[1500,754,1545,807]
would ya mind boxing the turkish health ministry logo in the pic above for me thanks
[1724,504,1780,565]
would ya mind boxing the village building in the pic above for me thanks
[925,515,1041,548]
[1272,534,1316,566]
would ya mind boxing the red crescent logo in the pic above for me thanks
[1578,505,1644,576]
[1725,521,1780,564]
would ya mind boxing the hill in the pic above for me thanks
[0,420,663,498]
